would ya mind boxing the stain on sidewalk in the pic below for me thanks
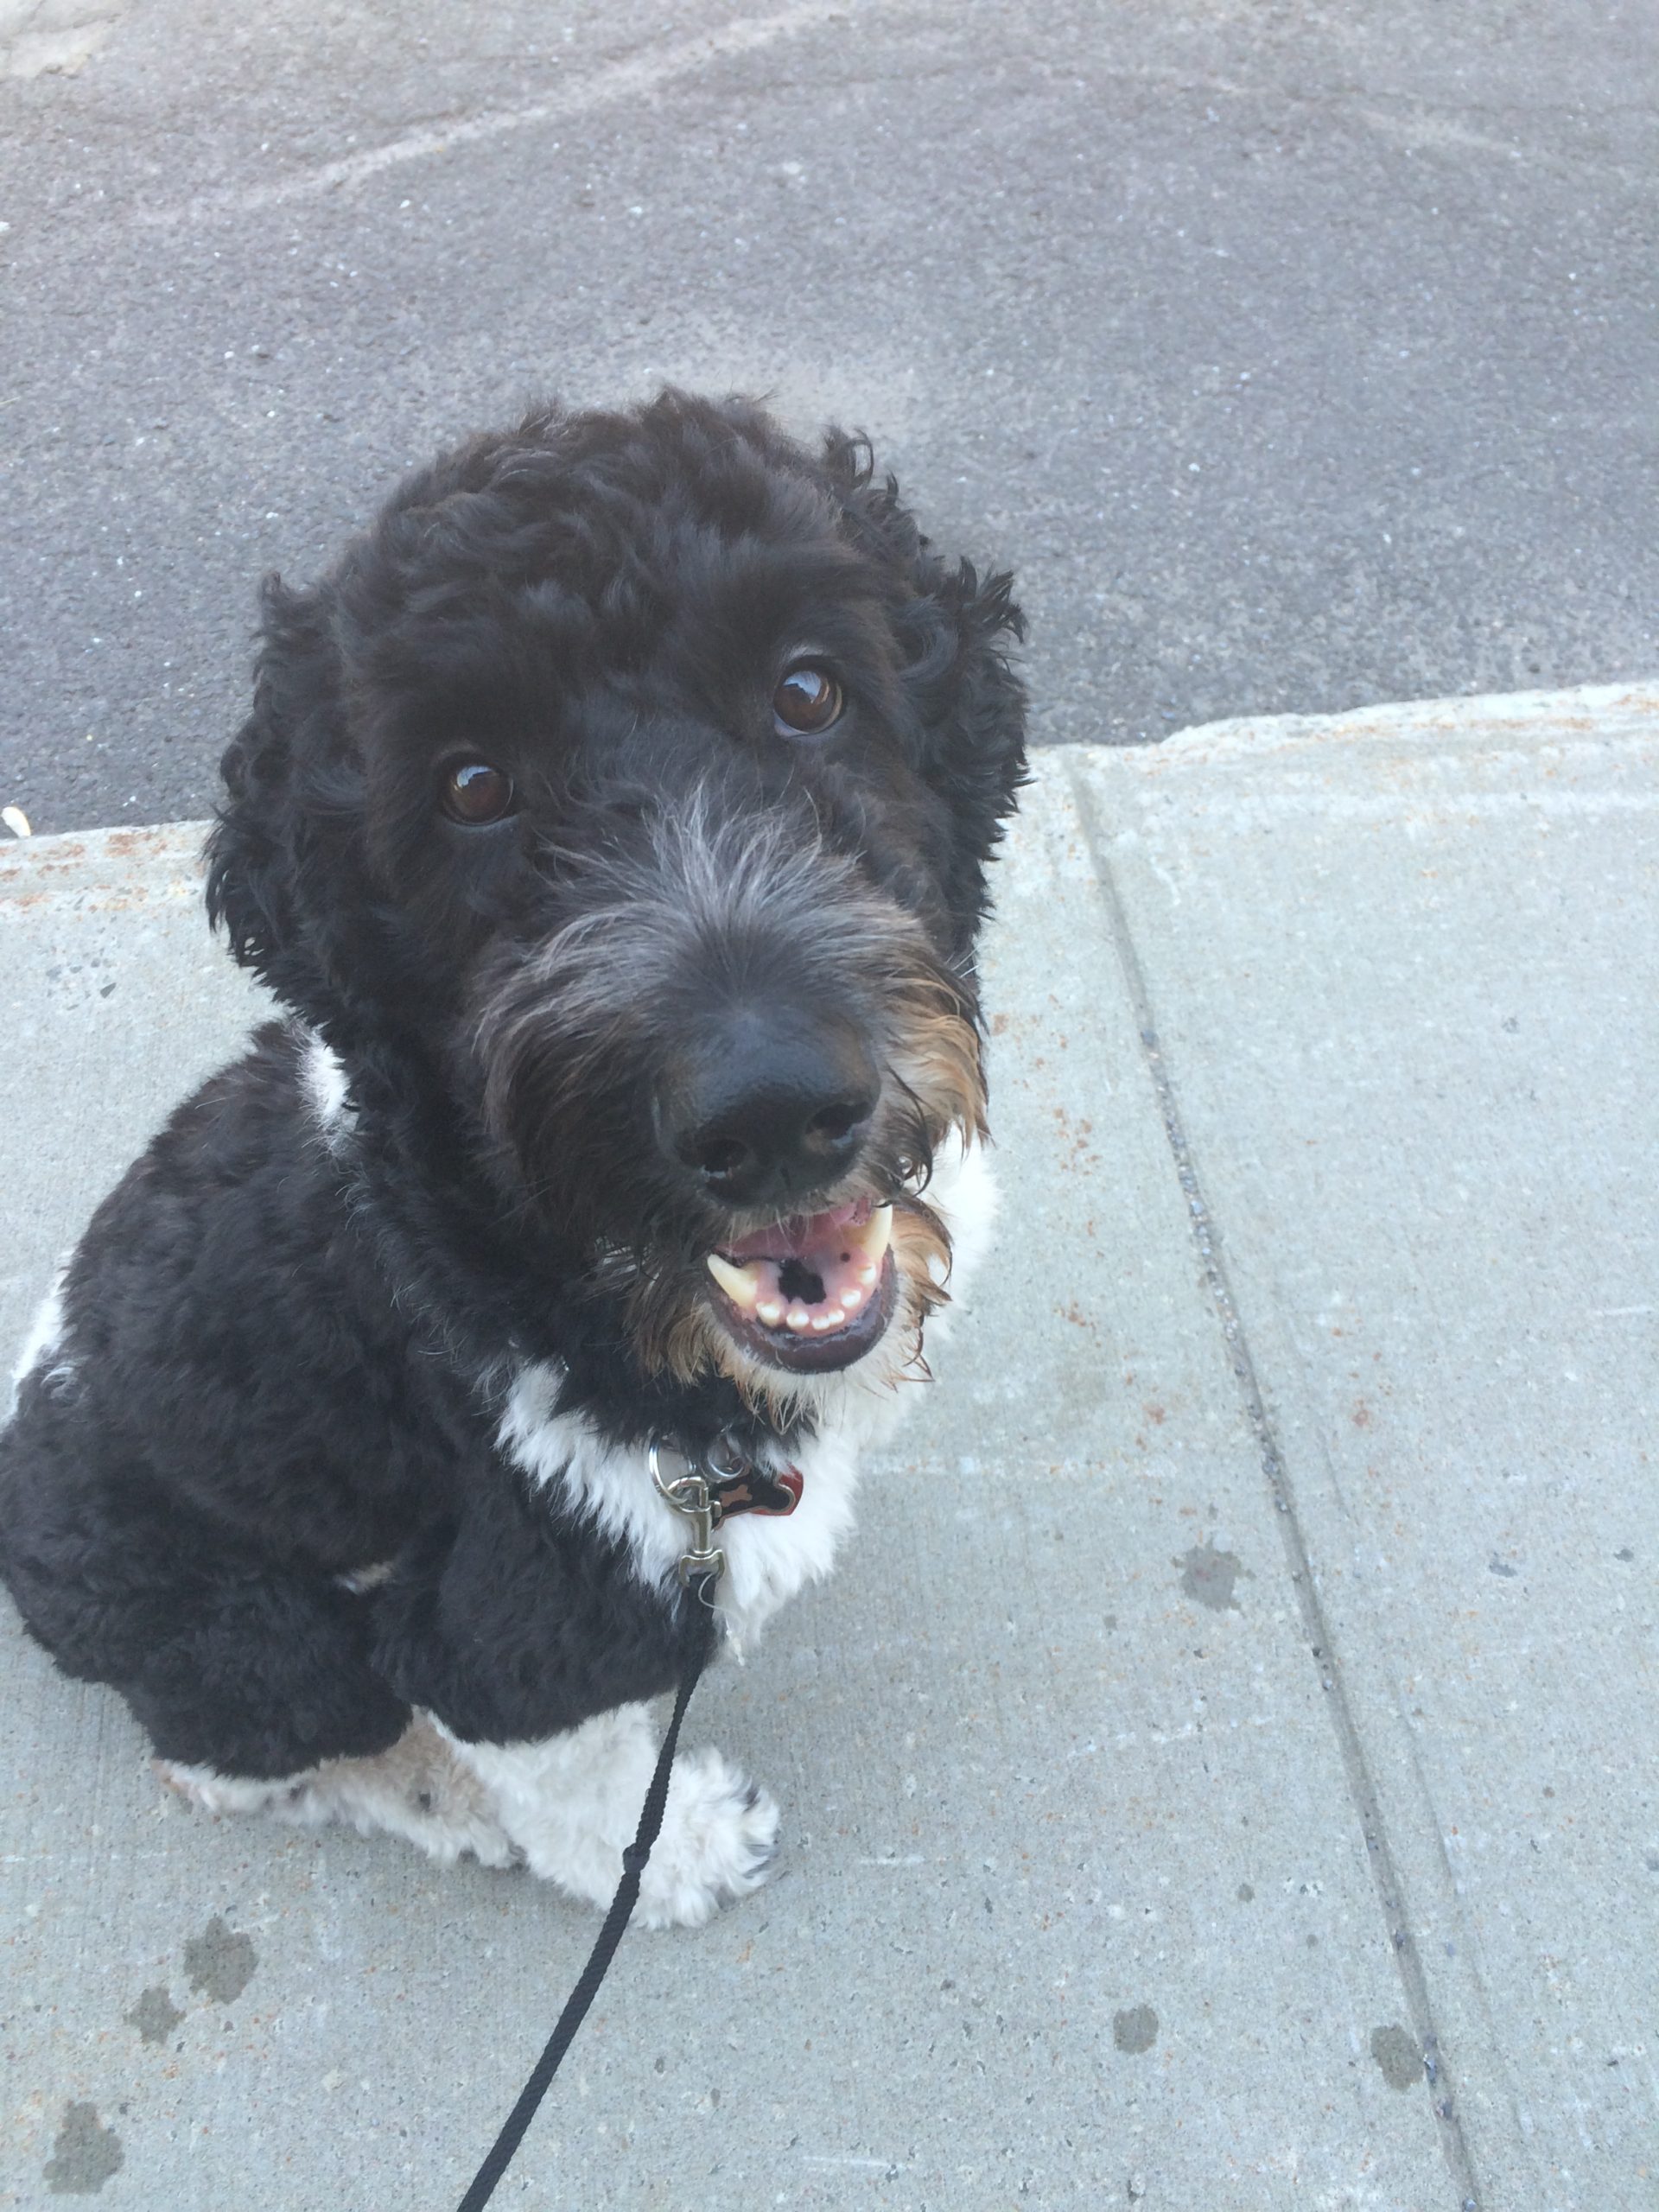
[1176,1541,1245,1611]
[1371,2023,1422,2090]
[182,1916,257,2005]
[125,1985,184,2044]
[44,2101,124,2195]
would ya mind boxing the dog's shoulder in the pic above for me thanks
[63,1018,355,1321]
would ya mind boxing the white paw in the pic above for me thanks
[156,1726,520,1872]
[443,1705,779,1923]
[278,1720,520,1870]
[634,1748,781,1929]
[156,1759,310,1817]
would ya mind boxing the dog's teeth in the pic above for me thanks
[850,1203,893,1268]
[785,1306,812,1333]
[755,1297,785,1327]
[706,1253,761,1311]
[855,1263,879,1288]
[841,1285,865,1313]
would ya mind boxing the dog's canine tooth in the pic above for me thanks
[706,1253,761,1311]
[849,1203,893,1267]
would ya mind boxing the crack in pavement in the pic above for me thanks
[1067,756,1485,2212]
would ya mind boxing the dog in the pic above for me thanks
[0,391,1026,1927]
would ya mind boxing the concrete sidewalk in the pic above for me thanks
[2,683,1655,2210]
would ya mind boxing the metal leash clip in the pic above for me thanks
[647,1440,727,1590]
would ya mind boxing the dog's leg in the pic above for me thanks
[272,1717,521,1868]
[444,1704,780,1929]
[160,1717,519,1869]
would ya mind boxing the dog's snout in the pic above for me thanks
[666,1007,877,1210]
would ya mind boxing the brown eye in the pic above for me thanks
[772,664,844,738]
[440,760,516,825]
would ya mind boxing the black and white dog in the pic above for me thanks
[0,392,1025,1927]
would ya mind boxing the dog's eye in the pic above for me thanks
[772,665,844,738]
[440,761,517,825]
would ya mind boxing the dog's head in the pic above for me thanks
[208,391,1025,1407]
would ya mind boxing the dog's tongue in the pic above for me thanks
[705,1198,893,1338]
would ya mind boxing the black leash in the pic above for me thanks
[453,1430,795,2210]
[454,1586,713,2212]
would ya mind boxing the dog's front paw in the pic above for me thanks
[634,1749,780,1929]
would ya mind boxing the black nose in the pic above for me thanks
[664,1006,878,1211]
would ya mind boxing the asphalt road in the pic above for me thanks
[3,0,1656,834]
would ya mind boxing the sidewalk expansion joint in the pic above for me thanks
[1065,759,1483,2212]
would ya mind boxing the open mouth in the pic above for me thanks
[704,1198,898,1373]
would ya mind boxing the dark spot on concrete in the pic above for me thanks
[1113,2004,1159,2054]
[1615,1548,1635,1562]
[1643,1850,1659,1872]
[1236,1882,1255,1902]
[183,1916,257,2005]
[1102,1612,1118,1632]
[1488,1554,1519,1578]
[1371,2023,1421,2089]
[1176,1542,1243,1611]
[125,1986,183,2044]
[44,2102,124,2194]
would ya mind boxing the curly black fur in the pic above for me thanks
[0,391,1025,1777]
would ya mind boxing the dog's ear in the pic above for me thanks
[207,576,361,1034]
[907,548,1028,857]
[822,431,1027,914]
